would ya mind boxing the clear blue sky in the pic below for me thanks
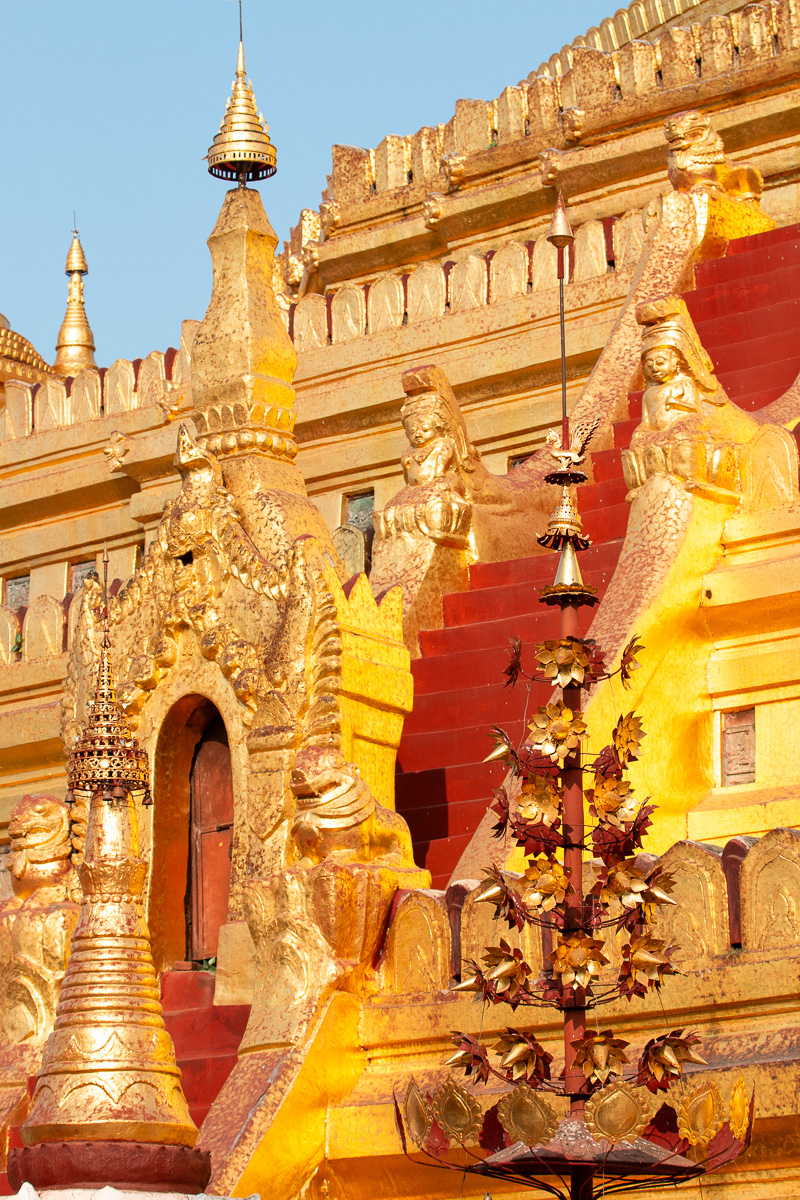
[2,1,614,366]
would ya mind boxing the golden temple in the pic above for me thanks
[1,0,800,1196]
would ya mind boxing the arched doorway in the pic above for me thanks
[151,697,234,971]
[188,714,233,963]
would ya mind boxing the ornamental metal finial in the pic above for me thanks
[54,229,96,377]
[13,551,207,1192]
[66,544,150,804]
[206,8,277,186]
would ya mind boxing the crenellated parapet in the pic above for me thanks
[0,321,198,441]
[274,0,799,296]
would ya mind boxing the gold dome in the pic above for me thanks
[207,41,277,183]
[0,325,50,380]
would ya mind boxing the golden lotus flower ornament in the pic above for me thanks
[535,638,590,689]
[627,935,676,988]
[613,711,645,765]
[729,1076,749,1141]
[601,859,648,913]
[494,1031,551,1083]
[483,942,531,994]
[643,1031,707,1085]
[550,932,608,990]
[572,1030,630,1085]
[678,1080,725,1146]
[518,774,561,826]
[585,1080,653,1145]
[431,1078,483,1144]
[523,855,568,912]
[528,704,587,765]
[497,1084,558,1148]
[592,776,638,827]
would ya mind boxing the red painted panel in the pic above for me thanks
[190,717,233,961]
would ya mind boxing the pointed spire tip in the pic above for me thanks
[547,190,574,249]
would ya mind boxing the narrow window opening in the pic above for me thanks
[4,576,30,609]
[70,561,97,592]
[722,708,755,787]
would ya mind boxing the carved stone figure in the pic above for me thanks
[0,796,79,1049]
[665,110,763,202]
[371,364,549,651]
[400,377,478,490]
[290,746,415,869]
[242,746,427,1047]
[622,296,756,494]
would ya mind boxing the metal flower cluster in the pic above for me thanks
[395,629,755,1197]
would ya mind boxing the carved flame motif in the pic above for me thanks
[677,1080,725,1146]
[497,1084,558,1148]
[431,1078,482,1144]
[584,1080,652,1145]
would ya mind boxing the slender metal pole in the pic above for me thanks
[571,1165,594,1200]
[560,599,586,1116]
[557,247,569,450]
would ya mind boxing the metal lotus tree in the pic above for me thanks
[395,196,754,1200]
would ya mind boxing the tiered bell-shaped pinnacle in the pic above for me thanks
[207,40,277,183]
[54,230,97,376]
[538,191,599,610]
[67,630,150,803]
[16,590,204,1184]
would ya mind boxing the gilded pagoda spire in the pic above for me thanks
[206,34,276,184]
[54,229,97,377]
[12,553,209,1192]
[192,17,298,468]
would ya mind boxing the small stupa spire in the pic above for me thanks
[54,228,97,376]
[206,4,277,185]
[11,547,209,1193]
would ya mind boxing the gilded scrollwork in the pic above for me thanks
[62,425,290,739]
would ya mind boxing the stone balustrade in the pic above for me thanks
[289,203,653,352]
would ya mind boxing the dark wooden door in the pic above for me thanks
[189,715,233,962]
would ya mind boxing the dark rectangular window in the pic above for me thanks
[722,708,755,786]
[4,576,30,608]
[70,561,96,592]
[346,491,375,533]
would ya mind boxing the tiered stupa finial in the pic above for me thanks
[206,25,277,184]
[53,229,97,376]
[10,551,209,1193]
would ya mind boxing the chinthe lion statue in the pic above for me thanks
[664,109,763,202]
